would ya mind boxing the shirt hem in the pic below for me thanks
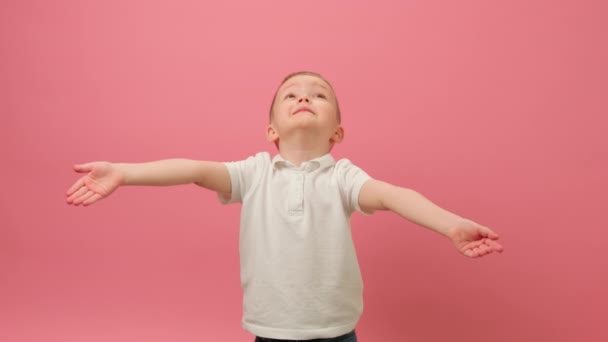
[244,321,358,340]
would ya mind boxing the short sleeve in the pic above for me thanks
[218,152,270,204]
[333,159,372,214]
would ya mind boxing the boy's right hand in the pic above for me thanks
[66,162,123,206]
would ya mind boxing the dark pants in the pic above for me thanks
[255,330,357,342]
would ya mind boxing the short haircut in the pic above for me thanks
[268,71,342,123]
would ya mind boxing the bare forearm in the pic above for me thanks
[383,186,462,236]
[116,159,208,186]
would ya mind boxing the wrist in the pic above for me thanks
[115,163,129,186]
[440,215,466,237]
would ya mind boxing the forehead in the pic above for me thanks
[278,75,332,92]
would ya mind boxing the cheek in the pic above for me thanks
[274,106,291,120]
[322,103,339,117]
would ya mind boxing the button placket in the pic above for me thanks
[288,172,305,216]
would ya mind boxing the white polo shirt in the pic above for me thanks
[218,152,372,340]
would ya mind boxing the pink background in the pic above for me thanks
[1,0,607,341]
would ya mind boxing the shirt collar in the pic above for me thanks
[272,153,336,172]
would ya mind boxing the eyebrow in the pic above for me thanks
[281,81,331,93]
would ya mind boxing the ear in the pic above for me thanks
[330,126,345,144]
[266,124,279,143]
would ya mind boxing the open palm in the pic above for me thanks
[66,162,122,206]
[446,219,504,258]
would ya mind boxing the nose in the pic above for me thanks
[298,96,310,103]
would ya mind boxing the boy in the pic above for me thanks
[66,71,503,342]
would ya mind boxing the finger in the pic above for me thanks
[68,185,88,202]
[475,241,503,257]
[83,193,103,206]
[67,186,88,203]
[73,190,95,205]
[462,239,486,251]
[482,245,496,256]
[73,163,94,173]
[480,226,499,240]
[477,244,490,255]
[472,247,482,257]
[486,239,504,253]
[463,246,480,258]
[468,249,480,258]
[66,177,85,196]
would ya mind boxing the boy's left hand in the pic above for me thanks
[446,219,504,258]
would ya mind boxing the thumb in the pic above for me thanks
[73,162,94,173]
[481,225,500,240]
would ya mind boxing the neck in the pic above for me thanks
[277,134,331,166]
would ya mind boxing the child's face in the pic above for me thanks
[268,75,343,149]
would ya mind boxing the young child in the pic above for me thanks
[66,71,503,342]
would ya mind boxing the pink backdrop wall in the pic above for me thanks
[1,0,606,341]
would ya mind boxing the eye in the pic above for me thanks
[315,93,327,99]
[284,93,296,99]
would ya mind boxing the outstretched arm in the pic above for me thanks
[358,179,504,258]
[66,159,230,206]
